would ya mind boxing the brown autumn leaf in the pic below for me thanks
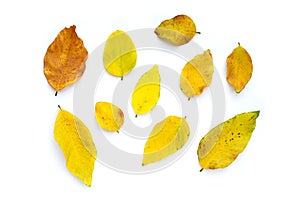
[155,15,199,46]
[44,25,88,95]
[226,43,253,93]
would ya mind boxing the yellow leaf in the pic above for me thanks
[103,30,137,79]
[131,65,160,116]
[226,43,253,93]
[143,116,190,166]
[155,14,198,46]
[180,50,214,99]
[44,25,88,95]
[95,102,124,132]
[197,111,260,170]
[54,106,97,186]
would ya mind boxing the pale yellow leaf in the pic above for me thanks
[143,116,190,166]
[103,30,137,79]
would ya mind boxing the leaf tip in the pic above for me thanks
[235,89,242,93]
[254,110,260,117]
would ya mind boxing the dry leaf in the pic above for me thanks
[131,65,160,117]
[180,50,214,99]
[155,14,199,45]
[44,25,88,95]
[197,111,260,171]
[103,30,137,79]
[95,102,124,132]
[226,43,253,93]
[143,116,190,166]
[54,106,96,186]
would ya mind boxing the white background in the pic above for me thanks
[1,0,299,199]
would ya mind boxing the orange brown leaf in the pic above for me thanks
[44,25,88,95]
[226,43,253,93]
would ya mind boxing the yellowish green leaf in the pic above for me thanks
[197,111,260,170]
[103,30,137,79]
[180,50,214,99]
[131,65,160,116]
[143,116,190,166]
[54,106,97,186]
[43,25,88,95]
[155,14,198,46]
[95,102,124,132]
[226,43,253,93]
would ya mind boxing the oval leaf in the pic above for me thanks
[155,14,198,46]
[95,102,124,132]
[54,106,96,186]
[197,111,260,170]
[180,50,214,99]
[143,116,190,166]
[131,65,160,116]
[44,25,88,95]
[103,30,137,79]
[226,43,253,93]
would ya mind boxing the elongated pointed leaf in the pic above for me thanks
[197,111,259,170]
[143,116,190,166]
[132,65,160,116]
[54,106,96,186]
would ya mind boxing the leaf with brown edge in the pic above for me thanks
[44,25,88,95]
[155,14,199,46]
[226,43,253,93]
[95,102,124,132]
[180,50,214,99]
[197,111,259,171]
